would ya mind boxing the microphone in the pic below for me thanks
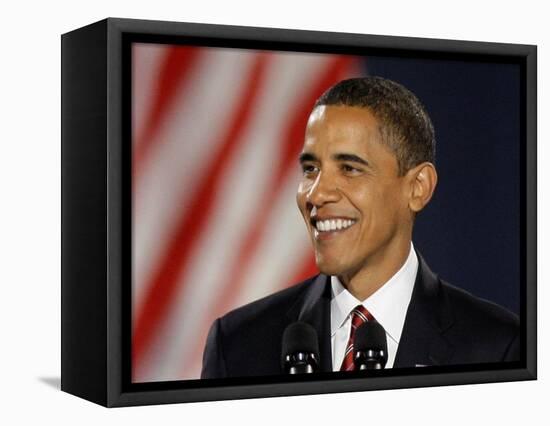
[281,322,320,374]
[353,320,388,370]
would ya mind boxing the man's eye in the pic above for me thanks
[342,164,360,173]
[302,164,318,175]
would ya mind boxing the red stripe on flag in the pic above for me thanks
[185,56,357,374]
[132,54,271,374]
[133,46,202,178]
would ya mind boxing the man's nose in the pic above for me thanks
[306,172,340,206]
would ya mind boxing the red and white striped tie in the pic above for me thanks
[340,305,374,371]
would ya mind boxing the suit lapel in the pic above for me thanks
[394,254,455,368]
[286,274,333,372]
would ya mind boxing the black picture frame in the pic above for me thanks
[61,17,537,407]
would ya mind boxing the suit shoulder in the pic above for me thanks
[440,280,519,333]
[202,276,321,378]
[218,275,318,334]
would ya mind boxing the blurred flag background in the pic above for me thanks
[132,43,364,382]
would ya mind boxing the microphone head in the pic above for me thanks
[355,320,387,352]
[281,321,319,368]
[354,320,388,367]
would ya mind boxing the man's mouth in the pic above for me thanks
[310,217,357,239]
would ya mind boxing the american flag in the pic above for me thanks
[132,42,364,382]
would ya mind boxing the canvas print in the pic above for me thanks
[131,42,521,383]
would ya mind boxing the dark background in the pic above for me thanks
[364,56,521,314]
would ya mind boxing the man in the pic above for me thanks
[201,76,519,379]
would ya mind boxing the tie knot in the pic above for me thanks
[351,305,373,328]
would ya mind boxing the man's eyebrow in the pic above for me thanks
[333,153,369,166]
[298,152,318,164]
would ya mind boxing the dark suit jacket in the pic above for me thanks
[201,255,520,379]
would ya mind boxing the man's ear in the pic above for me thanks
[407,162,438,213]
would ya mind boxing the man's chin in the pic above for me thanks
[315,259,348,277]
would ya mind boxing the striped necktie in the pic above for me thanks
[340,305,374,371]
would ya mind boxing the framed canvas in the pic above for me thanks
[61,17,537,407]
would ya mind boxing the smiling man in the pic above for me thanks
[201,77,519,379]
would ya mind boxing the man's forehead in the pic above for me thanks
[306,105,381,139]
[303,107,381,151]
[306,104,327,125]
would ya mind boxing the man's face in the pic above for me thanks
[296,105,413,280]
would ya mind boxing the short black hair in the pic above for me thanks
[314,76,435,175]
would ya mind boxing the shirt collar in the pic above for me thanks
[330,243,418,344]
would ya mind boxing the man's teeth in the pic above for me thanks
[315,219,356,232]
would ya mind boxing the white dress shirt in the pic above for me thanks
[330,243,418,370]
